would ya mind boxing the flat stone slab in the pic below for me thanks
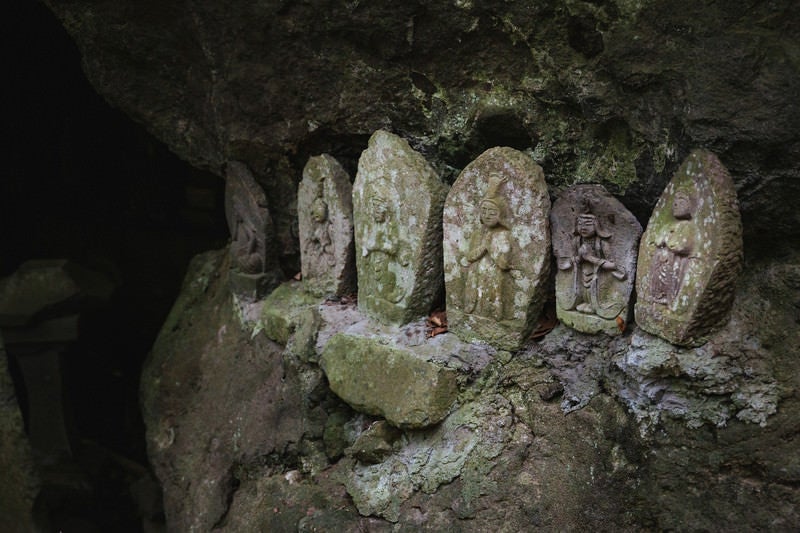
[319,332,459,429]
[443,147,551,350]
[353,130,448,325]
[298,154,356,297]
[551,184,642,335]
[635,150,743,346]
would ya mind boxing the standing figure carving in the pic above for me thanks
[443,147,550,351]
[353,130,447,325]
[231,201,265,275]
[462,175,517,321]
[307,196,335,268]
[648,190,700,310]
[551,185,641,335]
[298,154,356,297]
[361,189,407,305]
[635,150,743,347]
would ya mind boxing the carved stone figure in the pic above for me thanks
[635,150,743,346]
[551,185,642,335]
[462,174,516,320]
[298,154,356,297]
[225,161,282,300]
[647,190,700,308]
[353,130,448,325]
[443,147,551,350]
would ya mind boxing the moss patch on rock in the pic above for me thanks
[260,281,321,345]
[319,333,459,429]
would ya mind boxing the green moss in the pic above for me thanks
[260,281,320,345]
[574,121,645,193]
[319,333,459,429]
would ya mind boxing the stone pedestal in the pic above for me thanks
[13,344,74,460]
[0,333,39,532]
[0,260,113,463]
[320,333,459,429]
[260,281,321,345]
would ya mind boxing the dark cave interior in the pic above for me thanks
[3,2,228,530]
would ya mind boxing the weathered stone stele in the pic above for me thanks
[635,149,743,347]
[298,154,356,297]
[224,161,283,300]
[443,147,551,350]
[551,184,642,335]
[353,130,448,325]
[319,333,459,429]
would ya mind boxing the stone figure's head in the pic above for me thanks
[479,198,502,228]
[672,190,694,220]
[577,213,598,238]
[575,198,611,238]
[311,197,328,223]
[479,173,508,228]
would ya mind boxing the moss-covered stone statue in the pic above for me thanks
[298,154,356,297]
[225,161,283,300]
[443,147,551,350]
[551,184,642,335]
[635,150,743,346]
[353,130,448,325]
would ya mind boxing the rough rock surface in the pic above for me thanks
[140,250,309,531]
[45,0,800,530]
[141,247,800,531]
[44,0,800,270]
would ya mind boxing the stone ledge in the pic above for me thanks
[320,332,460,429]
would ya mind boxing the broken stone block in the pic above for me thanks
[551,184,642,335]
[298,154,356,297]
[353,130,448,325]
[225,161,283,300]
[319,333,459,429]
[443,147,551,350]
[635,149,743,347]
[260,281,320,345]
